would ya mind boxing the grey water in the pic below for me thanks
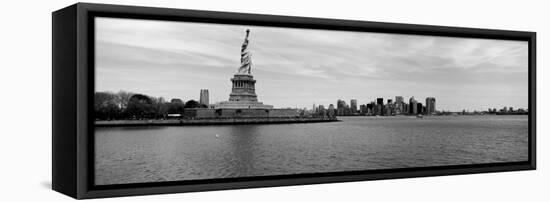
[95,115,528,185]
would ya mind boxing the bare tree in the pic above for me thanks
[115,90,133,110]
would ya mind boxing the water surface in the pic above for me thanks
[95,115,528,185]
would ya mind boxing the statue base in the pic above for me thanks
[213,100,273,109]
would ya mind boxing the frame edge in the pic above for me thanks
[52,3,79,199]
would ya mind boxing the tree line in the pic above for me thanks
[94,91,207,120]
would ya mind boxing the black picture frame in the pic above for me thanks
[52,3,536,199]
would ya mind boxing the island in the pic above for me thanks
[95,29,338,127]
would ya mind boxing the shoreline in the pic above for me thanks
[95,117,339,127]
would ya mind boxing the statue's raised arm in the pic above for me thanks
[237,29,252,74]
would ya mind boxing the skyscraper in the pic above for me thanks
[199,89,209,106]
[350,99,358,114]
[386,99,393,115]
[376,98,384,116]
[360,104,367,115]
[337,99,346,109]
[395,96,404,114]
[395,96,404,104]
[328,104,335,117]
[377,98,384,105]
[409,96,418,114]
[367,102,375,115]
[318,105,325,116]
[318,105,325,111]
[337,99,346,116]
[425,97,436,115]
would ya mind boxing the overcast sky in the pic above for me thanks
[95,17,528,111]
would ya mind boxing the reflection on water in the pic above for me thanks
[95,115,528,185]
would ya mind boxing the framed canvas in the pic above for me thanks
[52,3,536,199]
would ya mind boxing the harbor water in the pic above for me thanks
[95,115,528,185]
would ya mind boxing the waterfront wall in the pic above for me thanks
[95,117,338,127]
[183,108,300,119]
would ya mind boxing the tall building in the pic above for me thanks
[395,96,404,104]
[318,105,325,111]
[417,103,423,114]
[318,105,325,116]
[350,99,358,114]
[374,98,382,115]
[425,97,436,115]
[367,102,375,115]
[328,104,335,117]
[395,96,404,114]
[386,99,393,115]
[360,104,367,115]
[337,99,346,109]
[337,99,346,116]
[344,103,351,116]
[377,98,384,105]
[409,96,418,114]
[199,89,209,106]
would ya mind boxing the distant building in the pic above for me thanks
[395,96,404,104]
[377,98,384,105]
[417,103,423,114]
[395,96,404,115]
[409,96,418,114]
[425,97,436,115]
[376,98,384,115]
[337,99,345,109]
[360,104,367,115]
[337,99,347,116]
[318,105,325,111]
[386,99,393,115]
[318,105,326,116]
[350,99,358,114]
[366,102,375,115]
[328,104,335,117]
[170,98,184,104]
[199,89,209,106]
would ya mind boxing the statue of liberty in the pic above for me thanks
[237,29,252,74]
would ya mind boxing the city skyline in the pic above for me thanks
[95,17,528,111]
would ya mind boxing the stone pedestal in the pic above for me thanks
[229,74,257,102]
[214,73,273,109]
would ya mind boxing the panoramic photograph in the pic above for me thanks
[93,17,529,186]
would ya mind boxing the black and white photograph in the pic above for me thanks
[4,0,550,201]
[93,17,529,186]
